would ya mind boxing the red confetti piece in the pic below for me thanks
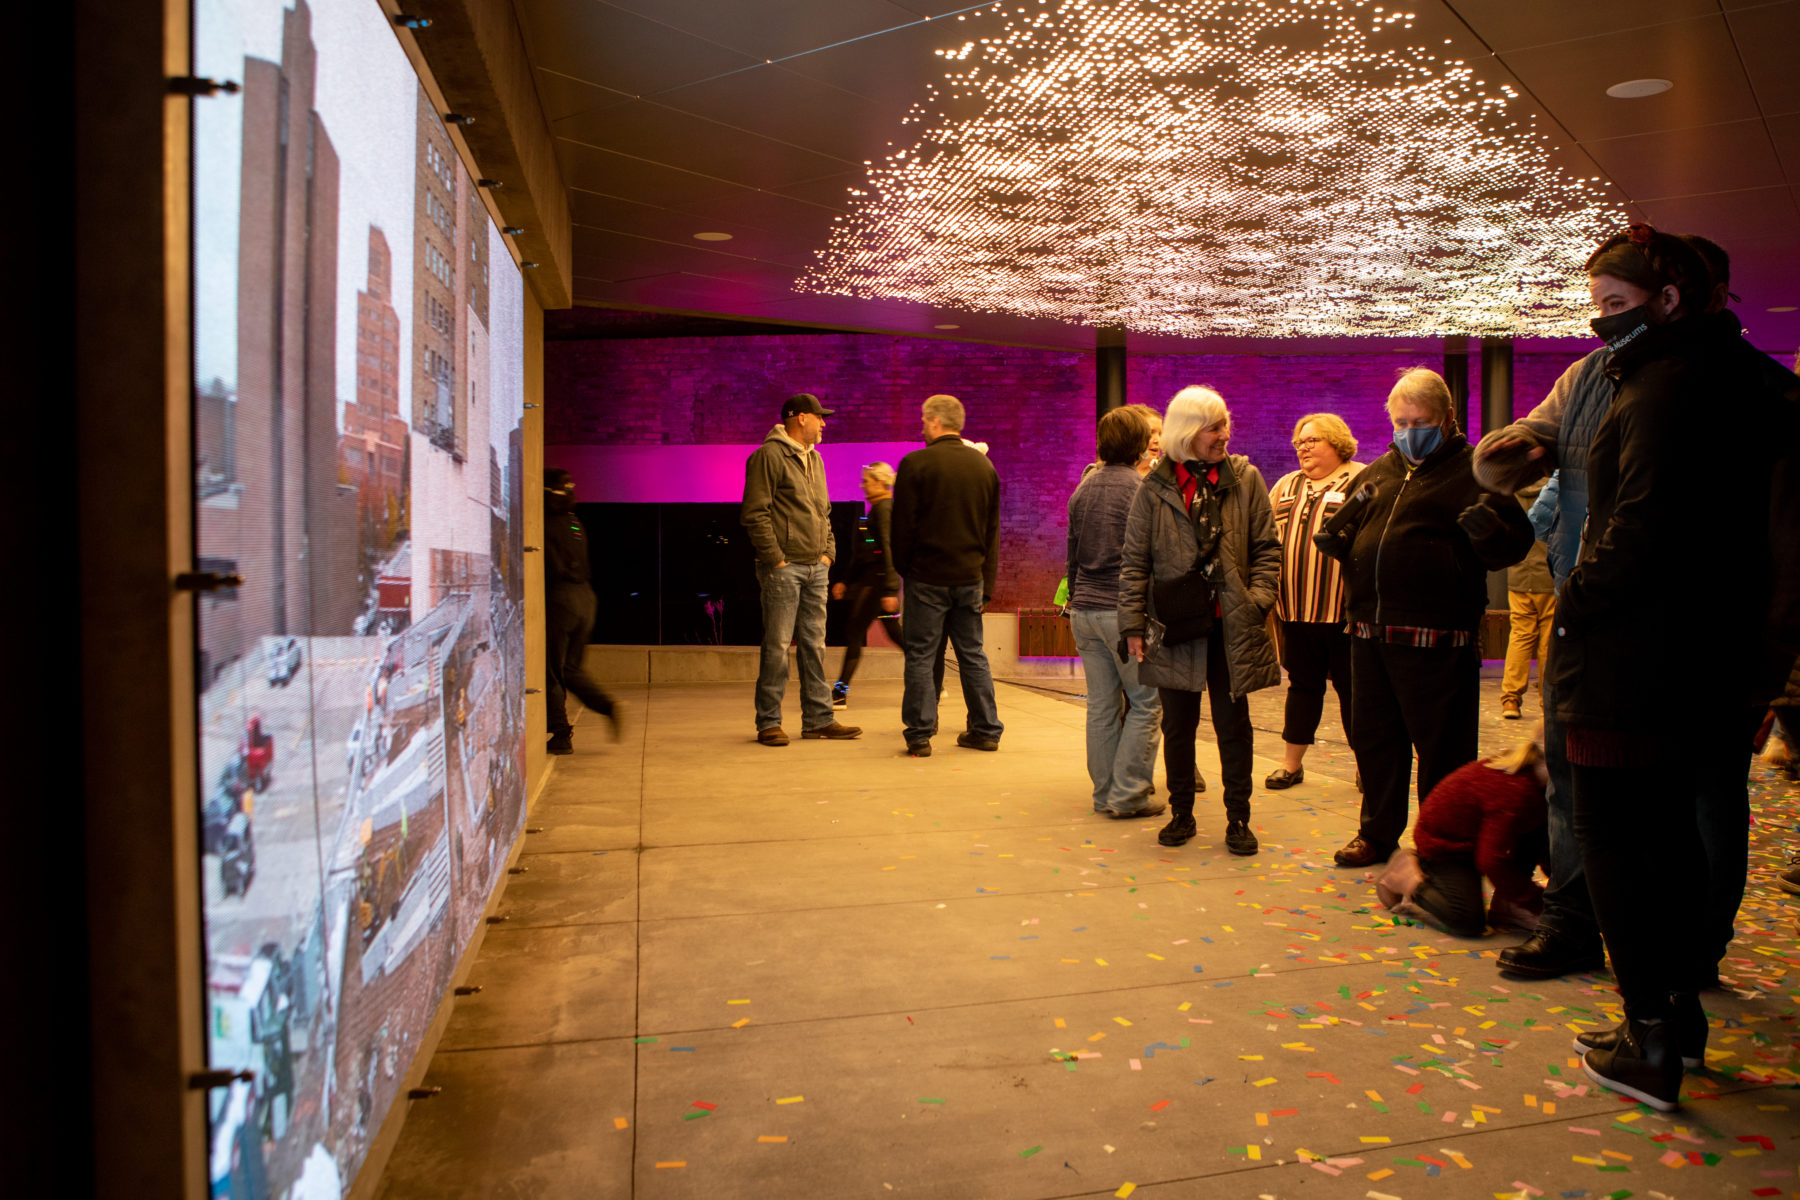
[1150,1100,1171,1112]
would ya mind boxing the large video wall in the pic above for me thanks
[191,1,527,1194]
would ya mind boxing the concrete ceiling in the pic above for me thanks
[517,0,1800,355]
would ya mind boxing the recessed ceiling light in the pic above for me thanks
[1605,78,1673,99]
[692,231,733,241]
[1770,306,1798,313]
[934,323,961,329]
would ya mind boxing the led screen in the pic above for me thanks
[192,1,527,1194]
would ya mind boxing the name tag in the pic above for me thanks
[1324,491,1345,503]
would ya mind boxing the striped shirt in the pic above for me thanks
[1269,462,1363,624]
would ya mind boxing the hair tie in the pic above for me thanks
[1627,222,1657,247]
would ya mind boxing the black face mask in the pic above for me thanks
[1590,305,1652,354]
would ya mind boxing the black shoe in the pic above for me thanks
[1264,767,1303,790]
[1108,803,1167,820]
[1158,810,1197,846]
[1496,929,1606,979]
[956,731,999,752]
[1225,818,1259,856]
[831,681,849,710]
[1574,996,1706,1069]
[547,731,573,755]
[1582,1018,1684,1111]
[1195,774,1207,794]
[906,741,932,757]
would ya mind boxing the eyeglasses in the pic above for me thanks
[1292,436,1324,450]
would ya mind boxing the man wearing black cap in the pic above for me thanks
[741,394,861,745]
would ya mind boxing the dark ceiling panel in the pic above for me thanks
[551,100,856,191]
[766,171,868,211]
[571,227,797,278]
[532,69,636,125]
[775,11,976,109]
[514,0,758,96]
[591,0,925,62]
[1445,0,1719,52]
[1770,112,1800,178]
[652,66,896,163]
[1581,119,1785,200]
[1727,2,1800,118]
[570,190,826,263]
[1498,15,1759,143]
[560,142,743,210]
[1637,184,1800,246]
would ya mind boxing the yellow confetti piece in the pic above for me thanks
[1054,1018,1066,1028]
[727,999,751,1005]
[1524,1095,1538,1107]
[1361,1136,1391,1144]
[1543,1101,1556,1115]
[1252,1077,1277,1087]
[1147,953,1165,961]
[1572,1155,1604,1166]
[1602,1150,1632,1161]
[1246,1145,1261,1161]
[1178,1002,1192,1012]
[1115,1185,1136,1199]
[1365,1090,1384,1102]
[1617,1112,1641,1123]
[1239,1054,1264,1061]
[1446,1151,1471,1169]
[1255,1112,1269,1126]
[1114,1017,1133,1026]
[1095,958,1109,966]
[1089,1033,1107,1042]
[655,1162,686,1169]
[1472,1111,1487,1125]
[775,1096,804,1105]
[757,1136,787,1144]
[731,1018,750,1029]
[1368,1167,1395,1179]
[613,1117,629,1130]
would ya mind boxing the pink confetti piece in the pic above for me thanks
[1129,1058,1142,1070]
[1568,1127,1602,1136]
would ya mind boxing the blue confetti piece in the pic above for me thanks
[671,1046,696,1052]
[1192,965,1204,973]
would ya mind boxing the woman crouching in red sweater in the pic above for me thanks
[1376,736,1549,937]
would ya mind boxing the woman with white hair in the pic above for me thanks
[1118,386,1282,854]
[1314,367,1533,870]
[830,462,901,708]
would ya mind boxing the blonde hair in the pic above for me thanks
[862,461,895,487]
[1291,412,1357,461]
[1161,386,1228,463]
[922,393,965,432]
[1486,733,1544,776]
[1388,367,1458,435]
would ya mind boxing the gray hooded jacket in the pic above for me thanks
[1117,455,1282,697]
[741,424,836,567]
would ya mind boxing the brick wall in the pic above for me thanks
[547,333,1585,612]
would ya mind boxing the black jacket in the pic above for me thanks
[1324,434,1532,632]
[1550,317,1777,729]
[848,496,901,595]
[545,503,592,589]
[891,435,1001,598]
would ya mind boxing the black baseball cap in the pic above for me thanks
[781,393,835,419]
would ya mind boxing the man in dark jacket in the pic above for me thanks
[1316,368,1533,869]
[544,468,616,753]
[891,394,1002,757]
[741,393,860,746]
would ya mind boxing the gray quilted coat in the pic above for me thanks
[1117,455,1283,698]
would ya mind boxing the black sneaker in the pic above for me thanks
[956,731,999,752]
[906,741,932,758]
[1496,929,1606,979]
[1158,811,1197,846]
[831,681,849,710]
[1225,818,1259,856]
[1581,1018,1684,1111]
[1574,994,1706,1068]
[547,731,574,755]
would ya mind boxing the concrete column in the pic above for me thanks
[1480,336,1514,434]
[1096,325,1126,418]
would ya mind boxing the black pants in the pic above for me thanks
[1691,707,1760,974]
[1414,855,1487,938]
[835,578,900,689]
[1571,759,1705,1018]
[1279,620,1353,746]
[1159,634,1253,819]
[547,583,613,734]
[1351,638,1479,850]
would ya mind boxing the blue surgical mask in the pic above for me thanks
[1393,425,1443,463]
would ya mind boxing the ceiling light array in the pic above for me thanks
[798,0,1627,338]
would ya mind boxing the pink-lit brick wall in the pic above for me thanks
[547,333,1584,611]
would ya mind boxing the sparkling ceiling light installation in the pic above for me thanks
[799,0,1627,337]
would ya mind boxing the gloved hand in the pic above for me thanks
[1456,498,1503,540]
[1311,529,1350,561]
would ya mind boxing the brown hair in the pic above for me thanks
[1290,412,1357,461]
[1584,223,1711,318]
[1096,407,1152,465]
[1388,367,1459,437]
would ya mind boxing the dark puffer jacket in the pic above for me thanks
[1325,434,1532,633]
[1117,454,1282,698]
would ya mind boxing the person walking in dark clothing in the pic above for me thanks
[831,462,901,708]
[1315,368,1533,869]
[544,468,617,754]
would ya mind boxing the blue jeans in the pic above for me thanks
[901,580,1002,745]
[754,560,832,732]
[1537,679,1601,947]
[1070,608,1161,812]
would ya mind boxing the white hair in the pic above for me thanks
[1160,386,1229,463]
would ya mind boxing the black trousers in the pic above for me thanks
[1571,759,1705,1017]
[1414,855,1487,938]
[1159,634,1253,819]
[1279,620,1353,746]
[547,583,613,734]
[1351,638,1479,850]
[835,578,900,689]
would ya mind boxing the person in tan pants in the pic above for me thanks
[1501,481,1555,720]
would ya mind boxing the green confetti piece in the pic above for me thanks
[634,1037,659,1044]
[682,1110,709,1121]
[1371,1102,1390,1113]
[1020,1145,1042,1159]
[917,1098,945,1104]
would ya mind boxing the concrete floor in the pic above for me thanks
[377,661,1800,1199]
